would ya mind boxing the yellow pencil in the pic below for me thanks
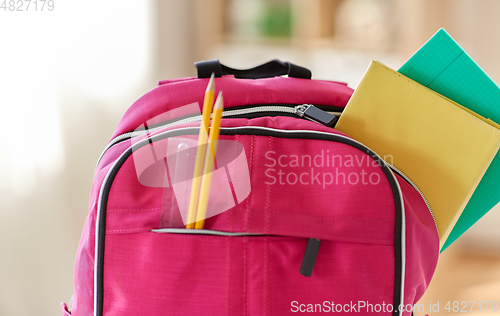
[186,74,215,229]
[194,91,224,229]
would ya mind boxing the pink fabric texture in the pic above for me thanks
[398,177,440,311]
[111,76,352,140]
[68,75,439,315]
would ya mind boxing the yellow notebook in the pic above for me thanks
[335,60,500,249]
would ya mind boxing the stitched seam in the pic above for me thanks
[242,136,254,316]
[263,137,272,316]
[243,237,248,316]
[265,229,393,244]
[244,135,256,231]
[106,227,155,233]
[226,237,231,316]
[108,208,161,212]
[269,211,394,222]
[264,236,269,316]
[106,230,388,244]
[154,234,241,241]
[265,137,272,234]
[230,134,239,232]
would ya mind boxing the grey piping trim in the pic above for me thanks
[388,168,406,316]
[151,228,265,236]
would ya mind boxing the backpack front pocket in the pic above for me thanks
[95,123,415,316]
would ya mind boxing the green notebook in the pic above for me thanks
[399,28,500,251]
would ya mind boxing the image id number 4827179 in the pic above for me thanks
[1,0,54,11]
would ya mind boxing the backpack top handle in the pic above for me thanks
[195,59,312,80]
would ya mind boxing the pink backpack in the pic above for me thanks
[63,60,439,316]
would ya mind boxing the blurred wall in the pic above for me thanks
[396,0,500,83]
[0,1,157,315]
[156,0,226,79]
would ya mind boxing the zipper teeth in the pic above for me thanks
[388,167,406,316]
[97,105,298,166]
[118,105,295,143]
[389,164,439,235]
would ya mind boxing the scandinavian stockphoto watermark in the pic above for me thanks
[265,150,393,189]
[130,103,251,227]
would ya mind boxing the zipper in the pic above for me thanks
[96,104,342,167]
[295,104,338,127]
[94,125,406,316]
[301,106,438,237]
[389,164,439,236]
[153,228,320,277]
[151,228,265,237]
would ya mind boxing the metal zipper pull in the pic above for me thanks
[294,104,338,127]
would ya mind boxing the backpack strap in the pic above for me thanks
[195,59,312,79]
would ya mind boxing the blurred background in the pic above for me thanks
[1,0,500,315]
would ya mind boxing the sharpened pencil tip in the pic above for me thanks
[206,73,215,92]
[214,91,224,110]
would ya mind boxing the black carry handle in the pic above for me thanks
[195,59,312,80]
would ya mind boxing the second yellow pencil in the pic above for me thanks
[194,91,224,229]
